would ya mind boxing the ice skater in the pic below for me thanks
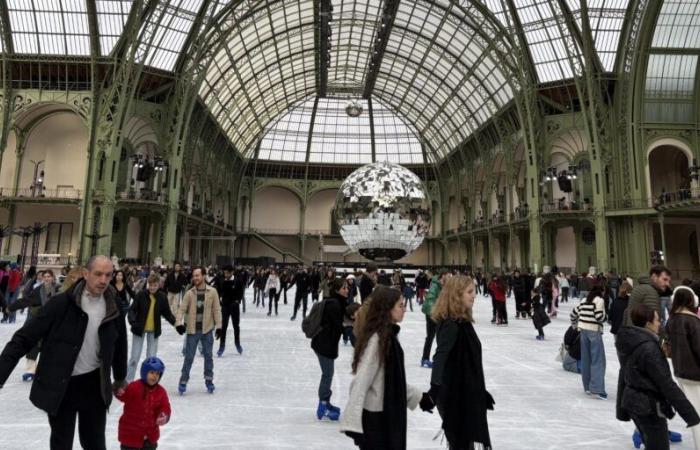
[176,266,222,395]
[115,357,170,450]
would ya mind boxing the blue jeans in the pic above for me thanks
[127,332,158,381]
[660,296,671,324]
[7,290,18,323]
[562,354,581,374]
[180,331,214,384]
[580,329,606,395]
[316,352,334,402]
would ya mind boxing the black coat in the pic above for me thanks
[359,274,375,302]
[310,294,346,359]
[128,290,175,338]
[609,295,629,335]
[0,280,127,415]
[431,319,492,449]
[564,326,581,360]
[615,326,700,425]
[220,276,236,307]
[164,271,187,294]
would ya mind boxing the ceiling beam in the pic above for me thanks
[0,0,14,55]
[362,0,401,99]
[316,0,332,97]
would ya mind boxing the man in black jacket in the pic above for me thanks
[218,265,243,356]
[358,263,378,303]
[126,272,176,381]
[164,262,187,315]
[511,270,529,319]
[291,266,310,320]
[0,255,127,450]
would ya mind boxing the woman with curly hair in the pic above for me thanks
[429,276,493,450]
[340,286,432,449]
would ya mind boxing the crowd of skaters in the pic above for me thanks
[0,257,697,448]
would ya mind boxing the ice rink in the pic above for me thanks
[0,288,695,449]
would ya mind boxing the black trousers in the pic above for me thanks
[357,410,390,450]
[48,369,106,450]
[220,303,240,348]
[293,291,308,318]
[121,440,157,450]
[268,288,280,314]
[283,287,288,304]
[404,296,413,312]
[495,301,507,323]
[632,415,669,450]
[422,316,436,361]
[561,287,569,302]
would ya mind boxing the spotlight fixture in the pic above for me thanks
[690,158,699,181]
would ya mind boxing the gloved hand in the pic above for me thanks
[420,392,435,413]
[215,329,222,340]
[112,379,127,397]
[175,325,186,335]
[156,412,169,426]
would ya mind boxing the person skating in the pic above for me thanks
[489,275,508,325]
[218,265,243,356]
[421,269,450,368]
[617,304,700,450]
[291,266,310,320]
[358,264,378,303]
[665,285,700,449]
[530,288,551,340]
[426,275,493,450]
[340,286,430,449]
[164,263,187,316]
[312,278,348,421]
[126,273,177,381]
[570,286,607,399]
[115,357,171,450]
[7,269,57,381]
[343,302,361,347]
[175,266,222,395]
[512,270,529,319]
[265,268,281,316]
[0,255,127,450]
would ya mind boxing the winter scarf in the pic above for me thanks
[384,324,408,450]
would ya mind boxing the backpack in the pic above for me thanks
[302,300,326,339]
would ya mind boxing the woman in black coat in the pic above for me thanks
[428,276,493,449]
[616,303,699,450]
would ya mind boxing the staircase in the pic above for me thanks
[242,231,305,264]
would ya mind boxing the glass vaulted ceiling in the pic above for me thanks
[2,0,636,161]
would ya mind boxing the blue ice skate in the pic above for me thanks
[206,380,215,394]
[178,383,187,395]
[316,401,340,421]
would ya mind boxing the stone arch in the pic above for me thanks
[645,137,694,201]
[11,100,88,130]
[5,111,89,196]
[250,186,302,233]
[305,188,338,233]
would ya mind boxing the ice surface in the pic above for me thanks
[0,288,695,449]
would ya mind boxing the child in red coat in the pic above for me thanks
[115,357,171,450]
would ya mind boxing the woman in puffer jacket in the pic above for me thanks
[616,303,699,450]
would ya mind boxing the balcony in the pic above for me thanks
[0,187,82,202]
[539,201,592,214]
[654,188,700,212]
[116,189,167,205]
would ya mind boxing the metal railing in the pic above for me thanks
[117,189,167,203]
[605,198,655,210]
[655,188,700,207]
[540,201,592,213]
[0,187,83,200]
[240,227,333,236]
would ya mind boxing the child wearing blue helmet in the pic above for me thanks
[115,357,171,449]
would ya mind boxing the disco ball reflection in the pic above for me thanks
[334,161,431,261]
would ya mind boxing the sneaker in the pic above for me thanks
[316,401,340,421]
[668,431,683,443]
[585,390,591,396]
[535,335,544,341]
[236,344,243,354]
[594,393,608,400]
[206,381,215,394]
[632,430,643,449]
[290,316,296,321]
[21,373,33,382]
[178,383,187,395]
[217,347,225,357]
[420,359,433,369]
